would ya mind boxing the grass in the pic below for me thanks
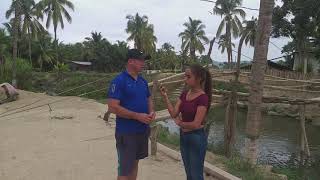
[157,125,180,150]
[25,71,117,103]
[273,164,320,180]
[214,81,249,93]
[21,71,173,104]
[273,167,304,180]
[223,155,279,180]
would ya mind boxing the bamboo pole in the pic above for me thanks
[212,88,320,105]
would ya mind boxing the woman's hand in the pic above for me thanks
[159,84,168,97]
[174,117,182,126]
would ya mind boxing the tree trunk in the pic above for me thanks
[54,26,57,43]
[207,37,216,65]
[236,36,245,82]
[226,22,233,68]
[190,46,196,60]
[302,41,308,76]
[223,35,245,157]
[12,5,21,88]
[245,0,274,165]
[54,26,58,64]
[28,28,32,67]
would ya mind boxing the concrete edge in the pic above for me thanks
[157,143,241,180]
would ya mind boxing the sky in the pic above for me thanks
[0,0,289,62]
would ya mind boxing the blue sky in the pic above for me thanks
[0,0,288,62]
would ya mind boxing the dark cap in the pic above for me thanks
[127,49,151,61]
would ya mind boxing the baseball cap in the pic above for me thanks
[127,49,151,61]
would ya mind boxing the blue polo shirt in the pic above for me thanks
[107,71,150,134]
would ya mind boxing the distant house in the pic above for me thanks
[68,61,92,71]
[293,51,320,75]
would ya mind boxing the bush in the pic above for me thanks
[0,58,32,89]
[53,62,70,72]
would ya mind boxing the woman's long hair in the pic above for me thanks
[189,64,212,110]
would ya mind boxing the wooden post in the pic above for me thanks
[299,104,311,165]
[150,124,160,156]
[150,80,159,156]
[224,80,238,158]
[103,110,111,122]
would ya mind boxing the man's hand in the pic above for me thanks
[148,111,156,121]
[135,113,153,124]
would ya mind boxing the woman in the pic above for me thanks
[159,64,212,180]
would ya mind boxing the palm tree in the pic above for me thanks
[179,17,209,59]
[245,0,274,165]
[0,28,10,57]
[218,34,235,54]
[6,0,24,87]
[213,0,246,65]
[162,42,175,52]
[236,17,257,81]
[224,18,257,157]
[85,31,106,44]
[34,32,54,71]
[83,31,107,58]
[141,25,157,54]
[126,13,157,54]
[38,0,74,42]
[3,21,14,36]
[20,0,45,65]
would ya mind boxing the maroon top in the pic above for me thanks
[179,91,209,123]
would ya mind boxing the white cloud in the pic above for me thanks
[0,0,288,62]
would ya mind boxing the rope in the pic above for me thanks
[0,88,106,120]
[0,75,110,116]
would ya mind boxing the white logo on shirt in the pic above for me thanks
[111,84,116,93]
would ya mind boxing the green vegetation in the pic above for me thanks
[157,126,180,150]
[214,81,249,93]
[0,58,32,89]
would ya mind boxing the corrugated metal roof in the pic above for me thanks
[70,61,92,66]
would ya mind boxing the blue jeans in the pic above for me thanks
[180,128,208,180]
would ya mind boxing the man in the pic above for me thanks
[107,49,155,180]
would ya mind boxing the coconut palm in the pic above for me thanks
[245,0,274,165]
[34,32,54,71]
[224,18,257,157]
[213,0,246,65]
[218,34,235,54]
[0,28,10,57]
[38,0,74,42]
[126,13,157,54]
[20,0,45,64]
[236,17,258,80]
[6,0,25,86]
[179,17,209,59]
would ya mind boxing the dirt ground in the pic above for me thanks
[0,90,216,180]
